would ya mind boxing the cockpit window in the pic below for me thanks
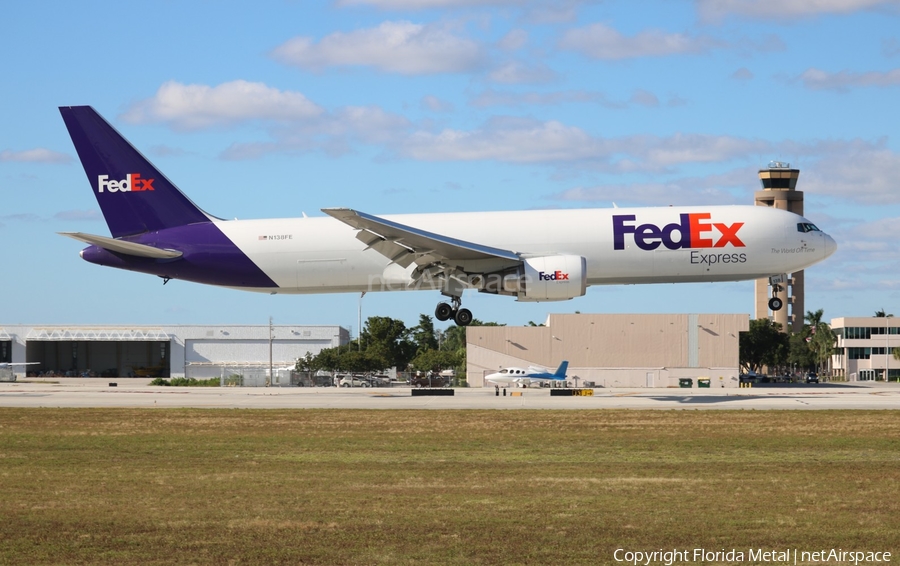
[797,223,820,233]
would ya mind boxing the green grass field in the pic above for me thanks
[0,409,898,565]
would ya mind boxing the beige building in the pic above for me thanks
[466,313,749,388]
[831,317,900,382]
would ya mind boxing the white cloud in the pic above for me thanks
[629,89,659,107]
[552,182,739,206]
[0,148,71,163]
[336,0,524,8]
[731,67,754,80]
[421,95,454,112]
[398,118,768,170]
[559,23,720,60]
[798,67,900,91]
[498,28,528,51]
[523,0,581,23]
[488,61,558,84]
[334,0,582,23]
[813,216,900,292]
[221,105,412,160]
[54,209,103,221]
[549,168,756,206]
[0,213,41,222]
[800,144,900,204]
[401,117,610,163]
[628,133,771,167]
[884,38,900,57]
[334,106,412,144]
[697,0,894,21]
[469,89,637,109]
[271,21,484,75]
[121,80,323,130]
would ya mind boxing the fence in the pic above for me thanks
[185,362,295,387]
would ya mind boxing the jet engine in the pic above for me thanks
[478,255,587,302]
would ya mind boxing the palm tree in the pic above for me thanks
[804,309,835,376]
[875,309,894,318]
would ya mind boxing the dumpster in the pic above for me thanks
[678,378,693,388]
[697,378,711,388]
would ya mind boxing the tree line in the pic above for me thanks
[294,314,502,376]
[739,308,897,376]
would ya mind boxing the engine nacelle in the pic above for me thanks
[519,255,587,302]
[477,255,587,301]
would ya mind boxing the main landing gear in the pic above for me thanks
[435,297,473,326]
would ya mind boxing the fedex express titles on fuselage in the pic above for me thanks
[613,211,748,267]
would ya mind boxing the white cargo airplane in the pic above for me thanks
[59,106,837,325]
[486,361,569,388]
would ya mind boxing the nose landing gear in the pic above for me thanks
[435,296,473,326]
[768,274,786,311]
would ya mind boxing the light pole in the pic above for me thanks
[357,294,361,351]
[269,316,273,388]
[886,316,890,382]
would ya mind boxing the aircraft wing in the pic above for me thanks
[322,208,521,269]
[59,232,183,259]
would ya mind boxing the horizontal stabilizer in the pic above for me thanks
[59,232,183,259]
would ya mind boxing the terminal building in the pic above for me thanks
[466,313,748,388]
[830,317,900,382]
[0,324,349,380]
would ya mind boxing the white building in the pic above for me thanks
[0,324,349,379]
[831,317,900,382]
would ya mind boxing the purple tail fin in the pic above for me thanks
[59,106,214,238]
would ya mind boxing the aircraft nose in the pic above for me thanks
[824,233,837,258]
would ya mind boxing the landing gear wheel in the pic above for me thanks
[435,302,453,321]
[768,297,783,311]
[454,308,473,326]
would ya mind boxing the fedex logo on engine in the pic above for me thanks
[539,270,569,281]
[613,213,745,251]
[97,174,155,193]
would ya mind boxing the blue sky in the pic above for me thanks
[3,0,900,334]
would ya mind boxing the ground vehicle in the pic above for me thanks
[805,373,819,384]
[339,375,370,387]
[410,372,450,387]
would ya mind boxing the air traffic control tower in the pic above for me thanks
[754,162,804,333]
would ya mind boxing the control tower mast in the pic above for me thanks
[754,162,804,333]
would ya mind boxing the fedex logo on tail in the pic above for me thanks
[97,174,154,193]
[613,213,745,251]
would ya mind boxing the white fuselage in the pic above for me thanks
[213,205,836,295]
[485,367,564,387]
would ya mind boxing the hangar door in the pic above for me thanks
[24,328,171,378]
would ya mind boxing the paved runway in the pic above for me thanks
[1,379,898,409]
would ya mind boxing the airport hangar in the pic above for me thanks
[466,313,748,388]
[0,324,349,381]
